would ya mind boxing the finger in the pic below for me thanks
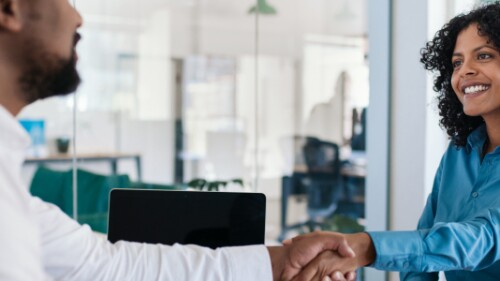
[345,271,357,281]
[322,276,333,281]
[330,271,346,281]
[290,264,317,281]
[313,271,324,281]
[290,255,323,281]
[283,238,292,245]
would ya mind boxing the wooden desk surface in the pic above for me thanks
[293,164,366,178]
[340,165,366,178]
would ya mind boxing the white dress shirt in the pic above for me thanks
[0,105,272,281]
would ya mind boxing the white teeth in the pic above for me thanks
[464,84,489,94]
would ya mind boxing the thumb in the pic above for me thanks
[336,238,355,258]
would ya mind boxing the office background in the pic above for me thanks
[19,0,486,280]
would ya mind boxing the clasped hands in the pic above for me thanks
[268,231,375,281]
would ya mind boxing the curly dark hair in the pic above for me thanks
[421,2,500,146]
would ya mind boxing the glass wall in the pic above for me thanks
[253,0,369,245]
[20,0,370,242]
[21,1,369,278]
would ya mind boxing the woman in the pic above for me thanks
[289,3,500,281]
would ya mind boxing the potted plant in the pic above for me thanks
[187,178,245,192]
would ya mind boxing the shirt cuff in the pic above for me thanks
[367,231,424,271]
[222,245,272,281]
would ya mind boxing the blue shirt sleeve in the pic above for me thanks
[367,127,500,280]
[368,155,500,275]
[369,209,500,272]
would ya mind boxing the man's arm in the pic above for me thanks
[0,187,50,280]
[33,196,273,281]
[32,195,356,281]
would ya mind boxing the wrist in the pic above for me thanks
[345,232,376,267]
[266,246,285,281]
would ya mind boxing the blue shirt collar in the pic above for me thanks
[465,124,500,155]
[466,124,487,154]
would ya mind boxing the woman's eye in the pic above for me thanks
[478,53,492,60]
[452,60,462,68]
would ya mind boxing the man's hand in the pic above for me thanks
[291,250,357,281]
[267,231,356,281]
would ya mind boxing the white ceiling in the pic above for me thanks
[75,0,367,37]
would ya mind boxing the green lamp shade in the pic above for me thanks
[248,0,277,15]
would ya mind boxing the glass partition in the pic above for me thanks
[20,0,370,243]
[19,0,375,271]
[254,2,369,279]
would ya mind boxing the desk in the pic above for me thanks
[292,164,367,178]
[25,153,142,182]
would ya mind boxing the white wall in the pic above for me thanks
[390,0,429,232]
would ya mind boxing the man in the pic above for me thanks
[0,0,358,280]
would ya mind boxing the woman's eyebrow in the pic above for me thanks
[473,44,496,52]
[452,45,496,57]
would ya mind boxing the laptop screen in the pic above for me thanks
[108,189,266,248]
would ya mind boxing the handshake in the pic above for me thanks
[267,231,376,281]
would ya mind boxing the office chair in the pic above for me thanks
[279,137,343,239]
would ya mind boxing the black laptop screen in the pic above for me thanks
[108,189,266,249]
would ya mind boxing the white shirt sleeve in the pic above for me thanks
[31,196,273,281]
[0,191,51,281]
[0,149,52,281]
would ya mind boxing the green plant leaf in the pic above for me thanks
[322,215,364,233]
[231,179,244,186]
[207,182,219,191]
[188,179,207,190]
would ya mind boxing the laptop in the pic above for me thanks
[108,189,266,249]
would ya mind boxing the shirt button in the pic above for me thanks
[472,192,479,198]
[403,262,410,268]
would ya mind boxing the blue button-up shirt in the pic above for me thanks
[369,124,500,280]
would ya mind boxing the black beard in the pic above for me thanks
[19,42,81,104]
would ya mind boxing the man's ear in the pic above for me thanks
[0,0,21,32]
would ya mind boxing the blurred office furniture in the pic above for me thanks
[350,107,366,151]
[30,167,178,233]
[25,153,142,182]
[279,137,366,241]
[344,107,367,220]
[337,156,366,220]
[279,137,343,240]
